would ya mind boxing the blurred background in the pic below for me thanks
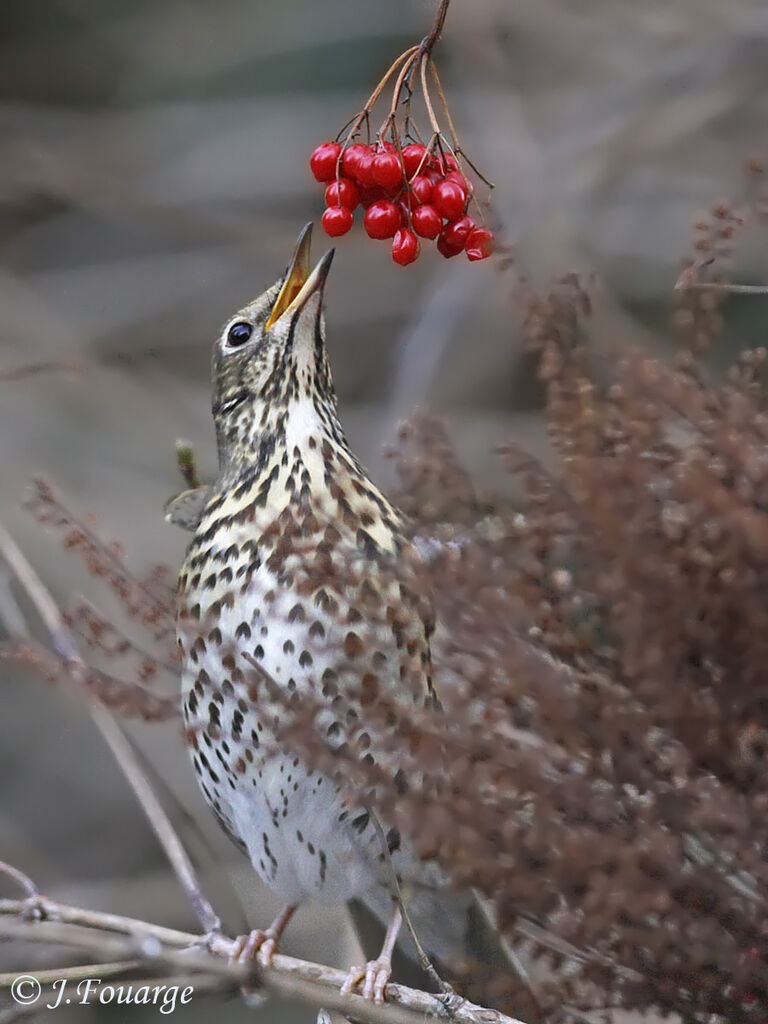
[2,0,768,1018]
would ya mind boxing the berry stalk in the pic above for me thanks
[309,0,497,265]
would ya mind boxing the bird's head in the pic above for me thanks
[211,223,340,474]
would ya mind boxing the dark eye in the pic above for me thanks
[227,321,252,347]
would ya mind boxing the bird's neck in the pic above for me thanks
[214,393,352,515]
[208,393,403,552]
[217,390,344,482]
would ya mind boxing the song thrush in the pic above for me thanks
[175,224,444,1002]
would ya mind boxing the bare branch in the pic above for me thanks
[676,278,768,295]
[0,862,38,901]
[89,707,222,936]
[0,521,219,936]
[0,897,524,1024]
[422,0,451,55]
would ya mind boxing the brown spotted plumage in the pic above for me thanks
[176,225,436,999]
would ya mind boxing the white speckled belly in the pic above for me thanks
[179,542,385,904]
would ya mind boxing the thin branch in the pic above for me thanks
[89,706,222,936]
[0,522,219,936]
[420,53,442,139]
[0,898,203,950]
[69,595,178,673]
[422,0,451,55]
[24,479,174,636]
[4,636,179,722]
[0,959,142,988]
[674,259,768,294]
[471,893,541,1013]
[0,916,238,980]
[428,59,494,190]
[0,862,38,901]
[0,524,78,664]
[175,440,202,490]
[675,279,768,295]
[0,360,80,383]
[338,47,419,157]
[0,898,524,1024]
[369,812,451,998]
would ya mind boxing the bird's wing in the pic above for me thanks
[164,486,211,530]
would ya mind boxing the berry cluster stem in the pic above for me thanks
[340,0,452,158]
[429,60,495,191]
[336,46,419,156]
[312,0,496,263]
[420,52,442,141]
[422,0,451,55]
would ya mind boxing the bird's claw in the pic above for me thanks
[341,958,392,1004]
[257,934,278,966]
[231,928,279,967]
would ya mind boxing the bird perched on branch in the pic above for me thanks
[174,224,520,1010]
[175,224,444,1002]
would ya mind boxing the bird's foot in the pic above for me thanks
[231,904,297,968]
[231,927,280,967]
[340,957,392,1004]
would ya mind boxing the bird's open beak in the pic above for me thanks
[265,223,334,330]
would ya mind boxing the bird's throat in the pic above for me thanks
[213,395,352,523]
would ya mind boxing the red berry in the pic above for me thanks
[310,142,341,183]
[324,177,359,209]
[412,204,442,239]
[446,169,473,194]
[433,180,466,219]
[410,175,434,205]
[321,206,353,237]
[465,227,495,261]
[358,185,388,208]
[364,200,400,239]
[425,167,443,186]
[442,215,475,248]
[437,226,465,258]
[342,143,370,180]
[372,152,403,190]
[355,152,376,188]
[392,228,420,266]
[402,143,429,178]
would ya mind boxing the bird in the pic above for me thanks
[175,223,442,1003]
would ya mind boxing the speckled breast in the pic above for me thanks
[176,495,430,905]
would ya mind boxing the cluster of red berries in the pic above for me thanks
[310,141,494,265]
